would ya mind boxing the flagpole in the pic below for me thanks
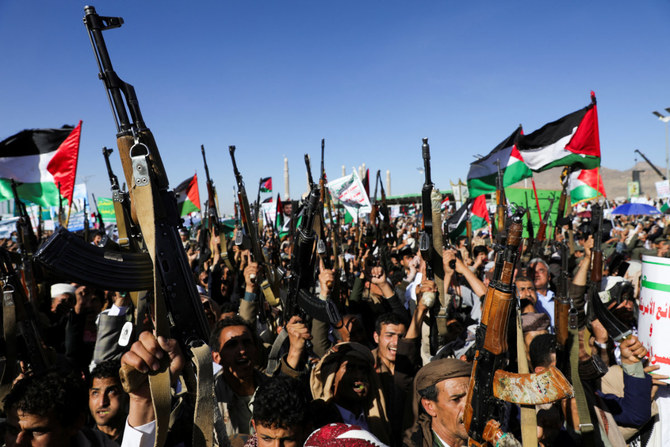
[530,176,542,221]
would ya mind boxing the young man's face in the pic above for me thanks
[213,325,258,381]
[89,377,126,428]
[252,421,306,447]
[373,322,407,365]
[6,408,78,447]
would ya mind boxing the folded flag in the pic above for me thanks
[467,126,531,198]
[517,92,600,172]
[0,122,82,207]
[260,177,272,193]
[174,174,200,216]
[568,168,606,205]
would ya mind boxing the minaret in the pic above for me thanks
[386,170,391,196]
[342,165,346,176]
[284,157,290,200]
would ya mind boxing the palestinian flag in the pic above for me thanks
[470,194,490,230]
[517,92,600,172]
[467,126,532,198]
[568,168,606,205]
[0,122,82,207]
[445,199,471,239]
[260,177,272,193]
[174,174,201,216]
[440,196,449,211]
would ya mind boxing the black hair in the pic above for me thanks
[90,360,121,385]
[473,245,488,258]
[4,369,87,427]
[529,333,556,370]
[209,315,256,351]
[252,376,309,429]
[374,312,408,335]
[418,384,438,404]
[218,301,239,315]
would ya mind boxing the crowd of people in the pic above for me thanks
[0,195,668,447]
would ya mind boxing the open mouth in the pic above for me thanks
[235,358,251,366]
[352,381,368,394]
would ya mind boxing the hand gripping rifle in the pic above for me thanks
[0,248,52,382]
[83,8,224,446]
[229,146,280,307]
[282,184,342,326]
[587,203,631,341]
[463,209,573,446]
[10,180,39,304]
[317,140,340,292]
[202,145,232,270]
[418,138,444,280]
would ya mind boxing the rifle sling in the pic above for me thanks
[569,313,595,445]
[131,151,171,447]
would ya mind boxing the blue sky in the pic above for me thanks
[1,1,669,214]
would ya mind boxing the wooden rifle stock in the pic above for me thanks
[464,209,524,446]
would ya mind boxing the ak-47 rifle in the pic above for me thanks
[0,248,51,380]
[102,146,143,251]
[83,8,222,446]
[587,203,632,341]
[554,242,570,351]
[530,196,555,259]
[464,208,573,446]
[91,193,105,232]
[201,145,232,269]
[317,140,340,291]
[57,182,64,228]
[555,167,570,238]
[495,162,506,243]
[419,138,444,279]
[229,146,280,307]
[83,198,90,244]
[282,183,341,326]
[10,181,39,304]
[37,206,43,242]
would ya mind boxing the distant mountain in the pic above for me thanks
[514,161,667,200]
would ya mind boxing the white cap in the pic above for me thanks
[50,283,76,298]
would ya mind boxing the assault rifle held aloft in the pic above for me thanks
[10,180,39,304]
[0,248,52,379]
[282,184,341,326]
[230,145,280,307]
[587,203,631,341]
[463,208,572,446]
[419,138,444,279]
[530,196,555,259]
[83,7,221,446]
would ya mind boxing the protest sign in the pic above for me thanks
[638,255,670,383]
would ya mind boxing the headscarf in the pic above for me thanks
[305,423,388,447]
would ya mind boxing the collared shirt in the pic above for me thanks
[432,430,452,447]
[535,289,555,327]
[335,404,369,432]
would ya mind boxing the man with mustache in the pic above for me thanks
[404,358,473,447]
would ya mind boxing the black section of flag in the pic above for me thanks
[516,105,589,150]
[0,126,75,157]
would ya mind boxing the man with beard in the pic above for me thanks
[88,360,128,444]
[404,358,479,447]
[310,342,390,445]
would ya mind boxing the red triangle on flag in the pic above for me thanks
[188,173,201,210]
[47,120,82,206]
[471,195,490,223]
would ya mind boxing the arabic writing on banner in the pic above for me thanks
[326,169,371,222]
[638,255,670,382]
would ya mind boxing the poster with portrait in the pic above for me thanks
[638,255,670,383]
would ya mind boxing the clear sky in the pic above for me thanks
[1,1,669,214]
